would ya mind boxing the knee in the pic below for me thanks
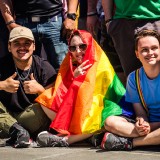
[104,116,116,129]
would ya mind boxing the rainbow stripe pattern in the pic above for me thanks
[35,30,134,135]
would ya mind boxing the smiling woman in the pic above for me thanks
[35,30,134,147]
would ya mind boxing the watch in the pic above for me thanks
[67,13,77,21]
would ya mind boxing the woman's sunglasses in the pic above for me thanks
[69,43,87,52]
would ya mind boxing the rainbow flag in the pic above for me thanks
[35,30,134,135]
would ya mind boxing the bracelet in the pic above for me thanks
[6,20,15,25]
[105,19,112,24]
[87,11,97,16]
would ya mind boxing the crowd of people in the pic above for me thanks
[0,0,160,152]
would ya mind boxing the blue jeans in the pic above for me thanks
[16,15,67,71]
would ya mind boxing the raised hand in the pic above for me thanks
[62,18,76,39]
[74,60,92,78]
[1,72,20,93]
[23,73,45,94]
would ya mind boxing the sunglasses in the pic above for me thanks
[69,43,87,52]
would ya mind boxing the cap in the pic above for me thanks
[9,26,34,42]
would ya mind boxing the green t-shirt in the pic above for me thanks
[114,0,160,19]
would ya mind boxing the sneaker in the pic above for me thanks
[88,132,105,147]
[101,132,133,151]
[7,123,30,148]
[36,131,69,147]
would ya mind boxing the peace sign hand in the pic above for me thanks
[74,60,92,78]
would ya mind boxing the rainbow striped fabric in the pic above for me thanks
[35,30,134,135]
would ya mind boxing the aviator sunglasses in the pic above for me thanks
[69,43,87,52]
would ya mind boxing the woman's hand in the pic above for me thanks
[74,60,92,78]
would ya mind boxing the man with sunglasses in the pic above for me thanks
[0,26,57,148]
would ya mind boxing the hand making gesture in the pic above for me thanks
[0,72,20,93]
[23,73,45,94]
[74,60,92,78]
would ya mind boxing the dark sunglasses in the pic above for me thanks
[69,43,87,52]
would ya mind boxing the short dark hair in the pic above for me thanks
[135,29,160,51]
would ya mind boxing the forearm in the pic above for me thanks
[149,122,160,131]
[101,0,114,20]
[0,0,18,30]
[0,0,14,22]
[87,0,98,13]
[67,0,79,13]
[38,82,54,95]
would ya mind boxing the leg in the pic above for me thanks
[42,16,67,71]
[133,128,160,147]
[67,134,92,144]
[15,103,51,136]
[104,116,139,137]
[0,101,17,137]
[41,105,56,121]
[0,102,30,147]
[108,19,142,76]
[36,131,92,147]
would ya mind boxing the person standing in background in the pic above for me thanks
[0,12,9,58]
[0,0,79,71]
[102,0,160,77]
[87,0,123,83]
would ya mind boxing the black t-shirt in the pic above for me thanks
[0,54,57,112]
[12,0,63,17]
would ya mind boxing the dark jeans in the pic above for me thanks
[16,15,68,71]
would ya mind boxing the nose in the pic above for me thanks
[18,43,28,49]
[76,46,81,52]
[148,49,154,55]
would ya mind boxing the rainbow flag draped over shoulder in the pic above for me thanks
[35,30,134,135]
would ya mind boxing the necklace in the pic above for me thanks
[15,65,32,81]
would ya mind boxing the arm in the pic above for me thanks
[86,0,99,37]
[0,0,19,31]
[67,0,78,13]
[101,0,114,21]
[63,0,79,38]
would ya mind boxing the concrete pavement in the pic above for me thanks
[1,144,160,160]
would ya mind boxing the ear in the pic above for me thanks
[33,42,35,51]
[135,50,139,59]
[8,43,11,52]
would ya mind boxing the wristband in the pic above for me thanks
[105,19,112,24]
[6,20,15,25]
[87,11,98,16]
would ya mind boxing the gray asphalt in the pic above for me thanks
[1,143,160,160]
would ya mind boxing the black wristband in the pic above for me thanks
[87,11,98,16]
[6,20,15,25]
[87,13,98,17]
[105,19,112,24]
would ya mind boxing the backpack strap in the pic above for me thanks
[135,69,149,115]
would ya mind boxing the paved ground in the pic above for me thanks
[1,143,160,160]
